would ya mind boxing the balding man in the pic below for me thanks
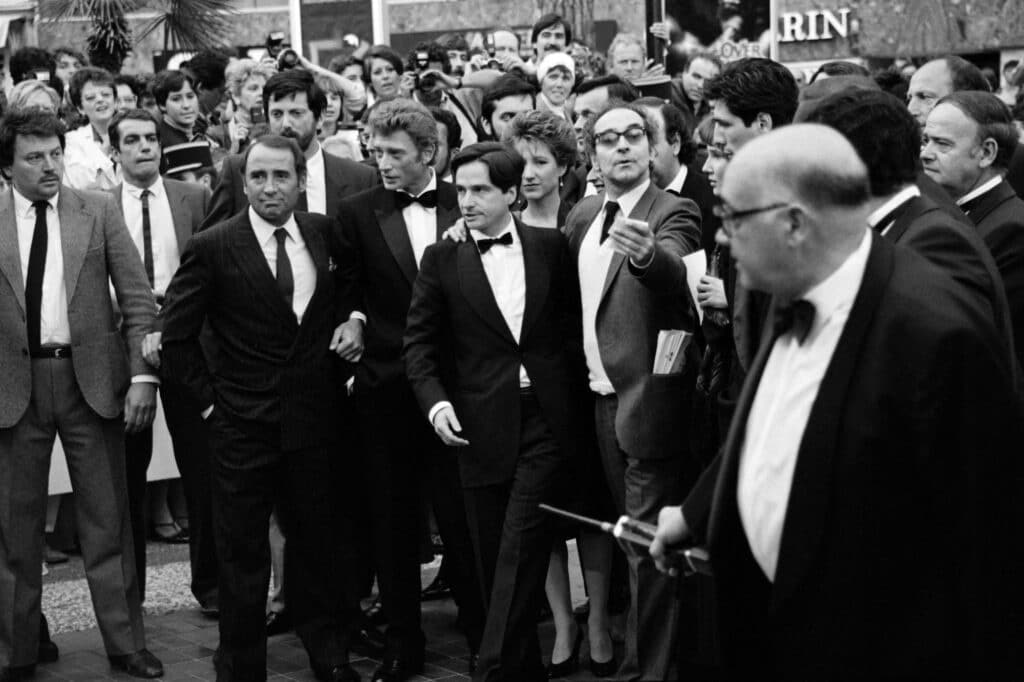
[908,55,1024,197]
[651,125,1023,678]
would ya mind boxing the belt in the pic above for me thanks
[31,345,72,359]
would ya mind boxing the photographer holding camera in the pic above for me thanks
[404,42,482,145]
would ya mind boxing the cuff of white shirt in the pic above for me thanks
[428,401,453,425]
[201,405,214,420]
[629,248,656,270]
[132,375,161,386]
[349,311,367,324]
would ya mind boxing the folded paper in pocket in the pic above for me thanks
[653,329,692,374]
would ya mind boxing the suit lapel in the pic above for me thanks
[0,192,24,313]
[229,214,298,326]
[880,196,921,244]
[435,182,460,239]
[324,154,341,218]
[965,180,1014,226]
[457,239,516,342]
[599,184,658,304]
[59,188,92,301]
[519,221,549,342]
[295,214,326,329]
[163,180,194,250]
[375,190,419,286]
[771,232,893,608]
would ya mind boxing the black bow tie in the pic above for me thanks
[395,189,438,209]
[476,232,513,254]
[773,299,816,345]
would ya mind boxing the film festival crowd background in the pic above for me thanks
[2,9,1024,682]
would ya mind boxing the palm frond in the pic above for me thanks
[39,0,140,23]
[135,0,236,50]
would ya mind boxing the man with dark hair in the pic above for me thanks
[808,60,869,84]
[567,99,701,682]
[670,52,722,123]
[703,57,799,137]
[923,91,1024,373]
[652,123,1024,679]
[150,70,203,151]
[571,75,642,195]
[637,97,719,252]
[479,74,536,141]
[438,34,470,76]
[803,87,1018,384]
[180,49,230,121]
[429,106,461,181]
[404,140,583,682]
[9,47,57,89]
[106,108,219,616]
[53,47,86,88]
[202,69,376,228]
[0,108,163,680]
[161,135,362,682]
[335,99,484,682]
[531,14,572,62]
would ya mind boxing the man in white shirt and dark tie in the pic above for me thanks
[404,142,584,681]
[651,124,1024,678]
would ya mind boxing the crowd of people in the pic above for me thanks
[1,9,1024,682]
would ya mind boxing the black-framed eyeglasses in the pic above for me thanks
[594,125,647,147]
[713,201,791,235]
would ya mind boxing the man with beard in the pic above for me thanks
[201,69,377,228]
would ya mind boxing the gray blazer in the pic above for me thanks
[0,186,157,427]
[111,177,212,258]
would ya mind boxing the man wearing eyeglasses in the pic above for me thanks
[564,100,701,682]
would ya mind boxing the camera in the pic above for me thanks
[278,48,300,71]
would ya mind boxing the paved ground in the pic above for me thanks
[39,541,606,681]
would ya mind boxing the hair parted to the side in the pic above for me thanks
[0,108,66,168]
[936,91,1018,170]
[703,57,799,127]
[507,109,577,169]
[242,134,307,178]
[451,141,526,195]
[367,98,440,155]
[264,69,328,120]
[108,109,161,151]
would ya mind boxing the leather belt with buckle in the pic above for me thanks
[31,346,73,359]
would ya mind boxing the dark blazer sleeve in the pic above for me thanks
[334,199,364,321]
[200,155,239,230]
[402,242,451,420]
[629,194,700,296]
[681,452,721,544]
[160,234,217,410]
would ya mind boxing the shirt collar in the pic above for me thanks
[248,206,299,245]
[469,215,517,247]
[799,228,872,338]
[124,176,165,200]
[604,179,650,218]
[400,170,437,199]
[956,175,1002,207]
[867,185,920,229]
[13,186,58,219]
[665,165,688,194]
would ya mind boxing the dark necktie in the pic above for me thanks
[297,191,308,212]
[395,190,439,210]
[477,232,513,254]
[26,200,49,353]
[140,189,154,287]
[772,299,816,345]
[274,228,294,309]
[600,201,620,243]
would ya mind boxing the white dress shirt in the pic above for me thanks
[428,217,527,425]
[956,174,1002,208]
[304,145,327,215]
[579,180,650,395]
[736,229,872,582]
[869,185,920,236]
[63,125,120,192]
[665,164,689,195]
[15,189,69,345]
[122,178,180,297]
[401,171,438,266]
[248,207,316,323]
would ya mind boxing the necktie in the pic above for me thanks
[772,299,816,345]
[600,201,620,243]
[395,190,439,210]
[26,201,49,353]
[274,228,294,309]
[140,189,154,287]
[477,232,513,254]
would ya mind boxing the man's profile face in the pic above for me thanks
[573,86,610,152]
[7,134,64,201]
[719,171,790,293]
[907,60,953,129]
[642,105,680,188]
[921,102,988,198]
[268,92,318,152]
[243,143,305,226]
[487,94,534,141]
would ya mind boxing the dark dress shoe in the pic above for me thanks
[362,599,386,628]
[370,657,423,682]
[588,655,616,677]
[317,663,361,682]
[150,522,189,544]
[108,649,163,678]
[350,626,385,658]
[546,628,582,678]
[265,610,292,636]
[419,574,451,601]
[39,613,58,663]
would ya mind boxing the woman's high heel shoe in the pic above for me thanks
[546,627,583,679]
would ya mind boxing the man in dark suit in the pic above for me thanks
[802,88,1019,378]
[107,109,219,614]
[0,109,163,680]
[652,125,1024,678]
[160,136,361,682]
[335,99,484,682]
[404,142,583,682]
[565,100,701,682]
[200,69,376,228]
[922,91,1024,374]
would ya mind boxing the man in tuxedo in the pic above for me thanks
[335,99,484,682]
[651,125,1024,677]
[802,88,1018,377]
[922,91,1024,374]
[638,96,720,252]
[0,108,163,680]
[565,100,701,682]
[404,142,582,681]
[160,136,361,682]
[107,109,219,614]
[200,69,376,228]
